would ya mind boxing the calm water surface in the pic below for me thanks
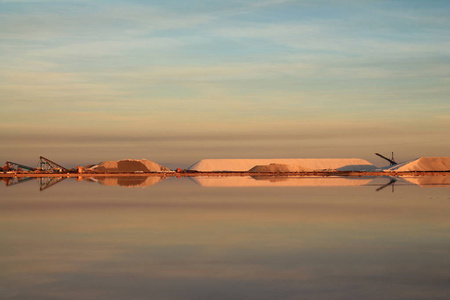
[1,176,449,300]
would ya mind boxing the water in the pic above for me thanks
[1,176,449,300]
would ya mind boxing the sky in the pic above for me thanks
[1,0,449,168]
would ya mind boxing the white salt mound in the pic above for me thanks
[188,158,377,172]
[90,159,170,172]
[249,164,312,172]
[384,157,450,172]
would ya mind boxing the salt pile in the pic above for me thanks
[90,159,170,173]
[188,158,377,172]
[384,157,450,172]
[249,164,312,172]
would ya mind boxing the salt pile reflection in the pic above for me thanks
[85,175,450,189]
[192,176,374,187]
[2,175,450,191]
[401,175,450,187]
[88,176,164,188]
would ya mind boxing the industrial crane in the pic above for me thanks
[39,156,69,172]
[375,152,397,166]
[4,161,37,172]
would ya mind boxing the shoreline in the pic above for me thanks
[1,171,449,178]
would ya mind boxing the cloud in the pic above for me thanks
[31,37,186,59]
[213,21,450,58]
[0,2,212,40]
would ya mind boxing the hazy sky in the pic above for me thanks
[1,0,449,168]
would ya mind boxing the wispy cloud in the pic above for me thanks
[0,2,212,40]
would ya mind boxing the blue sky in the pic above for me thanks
[1,0,449,167]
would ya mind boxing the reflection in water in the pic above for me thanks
[193,176,374,187]
[1,176,33,187]
[402,175,450,187]
[39,177,66,191]
[0,176,449,300]
[89,176,164,188]
[191,175,450,189]
[1,175,450,191]
[375,177,397,192]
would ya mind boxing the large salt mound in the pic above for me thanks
[90,159,170,173]
[249,164,312,172]
[384,157,450,172]
[188,158,377,172]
